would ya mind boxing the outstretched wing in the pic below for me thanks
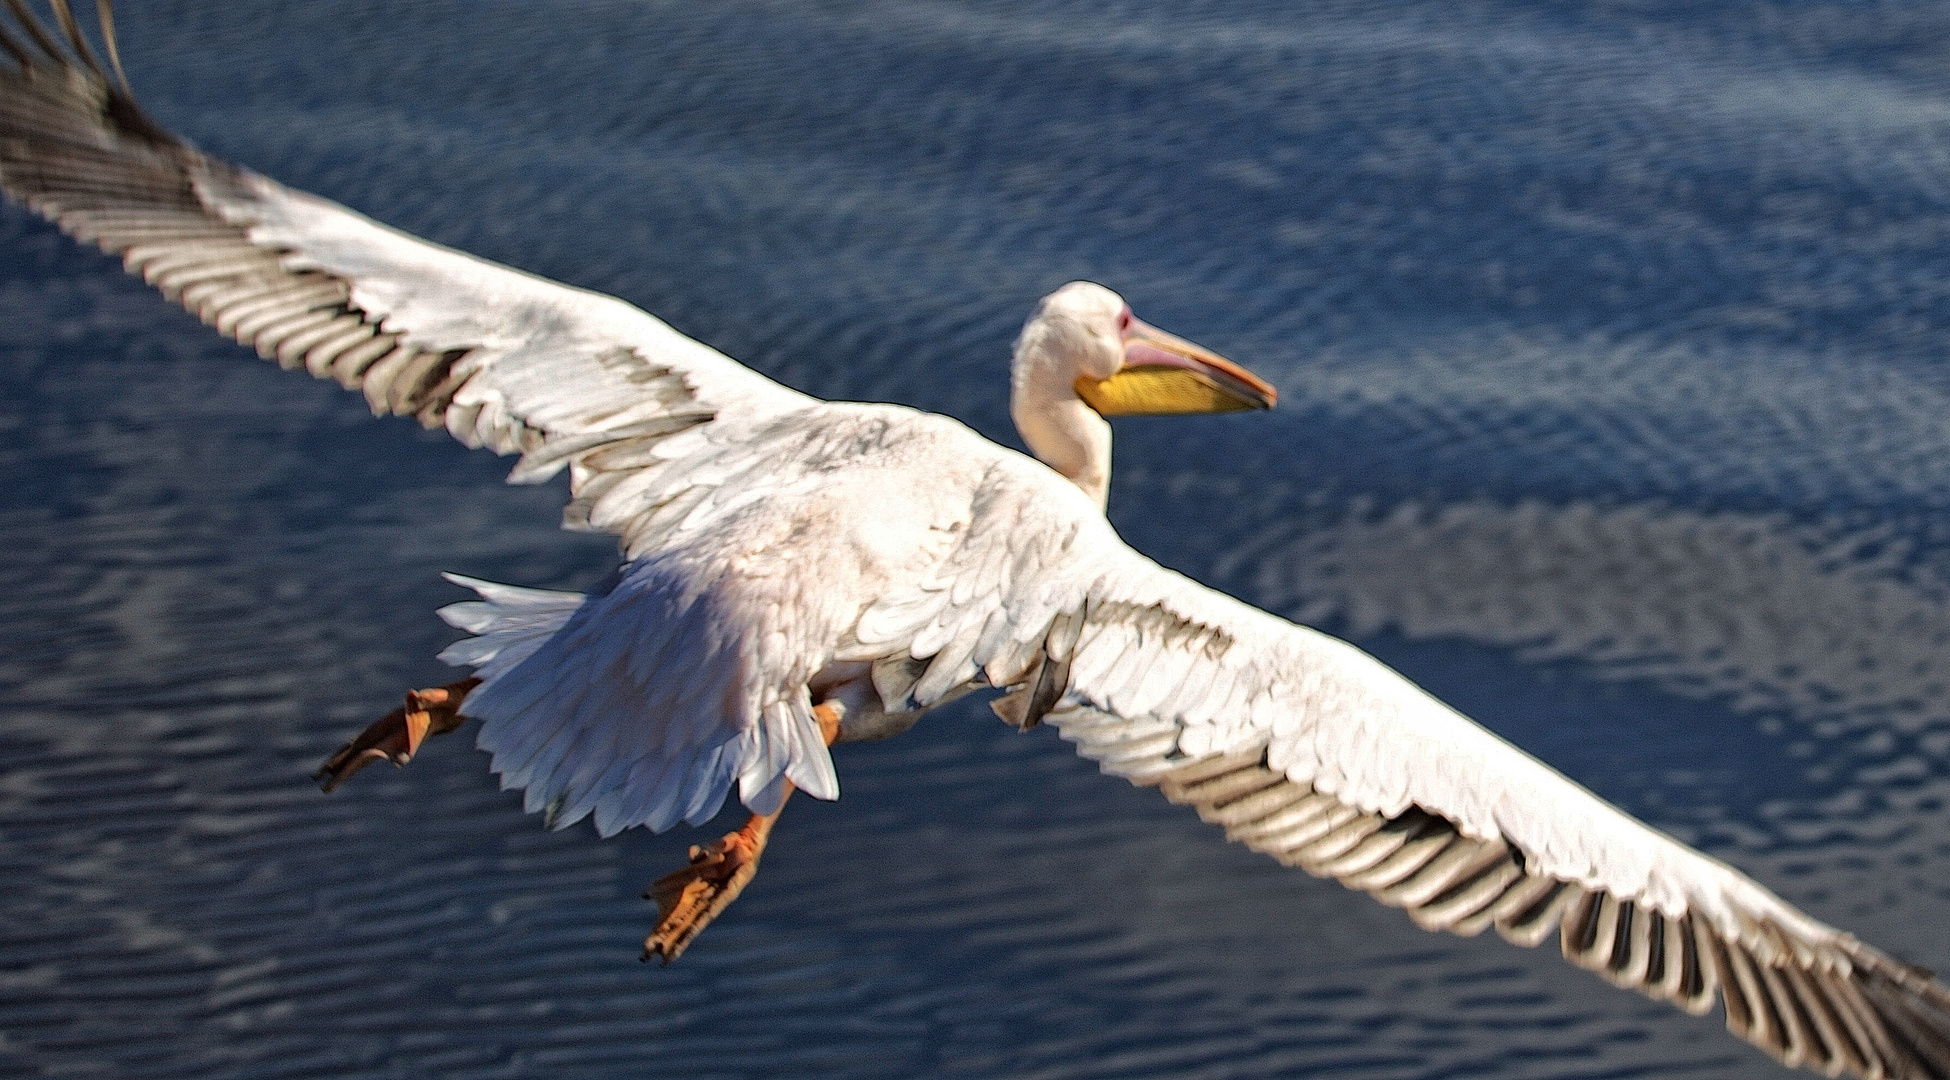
[850,458,1950,1080]
[0,2,812,508]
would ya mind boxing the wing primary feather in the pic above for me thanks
[170,266,292,306]
[2,0,64,63]
[1650,914,1689,1001]
[1872,971,1950,1073]
[1726,939,1784,1051]
[1264,805,1365,864]
[1614,900,1645,982]
[1768,961,1824,1070]
[1560,887,1603,959]
[58,207,197,235]
[1376,836,1503,910]
[1857,979,1934,1078]
[1482,869,1560,927]
[385,349,452,415]
[1848,966,1926,1076]
[1199,781,1317,831]
[1755,957,1813,1068]
[263,310,354,367]
[0,20,34,69]
[1713,935,1757,1039]
[200,274,343,324]
[45,0,103,79]
[1492,877,1575,948]
[1288,813,1386,870]
[1407,853,1524,935]
[1583,894,1625,971]
[1224,793,1340,847]
[142,249,270,290]
[1335,817,1456,891]
[1161,760,1283,810]
[1312,815,1419,879]
[1613,901,1655,985]
[91,0,126,91]
[174,274,267,315]
[323,331,397,386]
[1680,914,1721,1016]
[80,223,236,249]
[1639,910,1669,992]
[360,346,419,414]
[1784,965,1860,1077]
[415,369,473,429]
[1143,749,1265,790]
[242,306,341,358]
[280,313,362,372]
[1831,975,1904,1077]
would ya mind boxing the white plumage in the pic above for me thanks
[3,4,1948,1076]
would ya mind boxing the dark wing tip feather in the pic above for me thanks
[45,0,103,80]
[1851,950,1950,1079]
[91,0,125,91]
[97,84,174,148]
[1129,745,1950,1080]
[11,0,115,86]
[0,18,31,70]
[1,0,64,66]
[1,0,170,149]
[0,1,497,440]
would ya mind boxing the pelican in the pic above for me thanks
[5,5,1949,1076]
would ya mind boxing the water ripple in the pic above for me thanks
[6,1,1950,1077]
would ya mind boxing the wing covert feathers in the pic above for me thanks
[0,1,807,512]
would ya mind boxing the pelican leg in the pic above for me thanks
[315,677,481,792]
[642,700,844,964]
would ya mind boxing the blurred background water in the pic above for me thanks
[5,1,1950,1076]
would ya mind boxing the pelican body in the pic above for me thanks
[4,4,1949,1076]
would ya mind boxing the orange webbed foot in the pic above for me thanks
[316,677,480,792]
[641,699,843,963]
[643,818,772,963]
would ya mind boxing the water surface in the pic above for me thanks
[5,1,1950,1077]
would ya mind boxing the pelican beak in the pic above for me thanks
[1075,316,1276,416]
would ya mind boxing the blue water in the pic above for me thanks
[5,1,1950,1076]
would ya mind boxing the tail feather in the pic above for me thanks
[435,572,584,687]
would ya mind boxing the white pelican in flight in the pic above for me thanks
[4,4,1948,1076]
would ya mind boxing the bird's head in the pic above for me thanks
[1010,281,1275,507]
[1013,281,1275,419]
